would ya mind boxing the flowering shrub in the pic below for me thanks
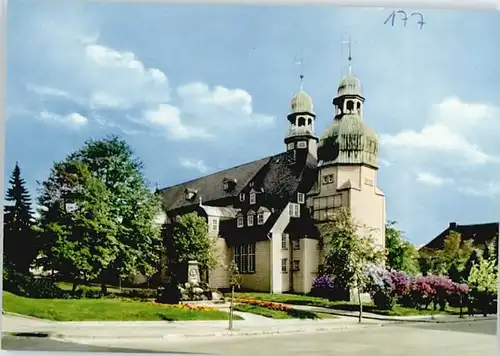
[408,275,457,311]
[310,275,335,299]
[389,270,410,296]
[152,302,217,312]
[234,298,293,312]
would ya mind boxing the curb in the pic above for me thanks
[2,311,56,322]
[45,323,384,341]
[326,312,498,323]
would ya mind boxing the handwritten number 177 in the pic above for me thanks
[385,10,425,29]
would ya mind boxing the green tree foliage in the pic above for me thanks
[166,212,219,281]
[319,207,385,322]
[385,221,420,275]
[418,231,475,279]
[468,256,498,295]
[66,136,163,289]
[37,161,119,290]
[3,162,36,273]
[37,136,162,292]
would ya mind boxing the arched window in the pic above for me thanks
[357,102,361,113]
[298,117,306,127]
[346,100,354,113]
[307,118,312,126]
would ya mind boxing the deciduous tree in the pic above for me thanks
[385,221,420,275]
[319,207,385,323]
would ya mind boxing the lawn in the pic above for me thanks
[3,291,241,321]
[229,292,466,317]
[233,304,292,319]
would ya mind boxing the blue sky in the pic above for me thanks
[5,1,500,245]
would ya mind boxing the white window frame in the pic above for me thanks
[257,213,265,225]
[234,244,256,273]
[211,218,219,232]
[297,141,307,149]
[297,192,305,204]
[281,234,288,250]
[289,203,300,218]
[281,258,288,273]
[287,142,294,150]
[239,193,245,202]
[247,213,254,226]
[237,216,244,228]
[249,192,256,205]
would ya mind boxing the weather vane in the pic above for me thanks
[294,47,305,91]
[341,36,354,75]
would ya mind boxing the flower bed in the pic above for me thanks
[234,298,318,319]
[153,302,217,312]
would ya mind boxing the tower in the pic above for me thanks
[284,61,319,166]
[314,37,385,249]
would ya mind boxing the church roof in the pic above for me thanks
[337,73,362,96]
[159,156,270,212]
[290,90,314,114]
[159,151,317,214]
[421,222,499,250]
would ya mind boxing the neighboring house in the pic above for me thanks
[421,221,499,252]
[157,66,386,294]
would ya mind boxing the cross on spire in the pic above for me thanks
[341,36,355,75]
[294,48,305,91]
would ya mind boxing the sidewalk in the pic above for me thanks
[2,312,384,341]
[281,304,498,323]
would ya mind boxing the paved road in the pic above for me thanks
[2,320,497,356]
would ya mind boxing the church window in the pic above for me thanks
[298,116,306,127]
[237,216,244,228]
[297,141,307,149]
[292,260,300,271]
[257,213,265,225]
[249,192,256,204]
[297,192,305,204]
[210,218,219,233]
[346,100,354,113]
[287,142,294,150]
[234,244,256,273]
[247,213,254,226]
[322,174,334,185]
[239,193,245,202]
[282,234,289,250]
[357,101,361,113]
[281,258,288,273]
[289,203,300,218]
[308,118,312,126]
[293,240,300,250]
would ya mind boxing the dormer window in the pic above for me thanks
[257,213,265,225]
[239,193,245,202]
[223,178,237,192]
[247,212,255,226]
[297,192,305,204]
[249,192,256,205]
[237,215,244,228]
[184,188,198,201]
[289,203,300,218]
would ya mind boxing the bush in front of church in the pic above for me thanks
[310,275,335,299]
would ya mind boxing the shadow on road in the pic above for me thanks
[2,335,214,354]
[394,319,497,336]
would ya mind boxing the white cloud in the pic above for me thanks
[38,111,88,127]
[26,84,71,99]
[179,158,211,174]
[177,82,275,128]
[458,181,500,198]
[142,104,212,140]
[416,172,453,186]
[380,97,499,165]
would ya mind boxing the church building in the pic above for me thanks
[158,58,386,294]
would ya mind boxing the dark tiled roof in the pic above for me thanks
[159,156,271,212]
[422,222,499,250]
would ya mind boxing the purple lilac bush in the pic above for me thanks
[363,264,410,310]
[310,275,335,299]
[408,275,462,311]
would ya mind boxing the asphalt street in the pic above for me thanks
[2,319,497,356]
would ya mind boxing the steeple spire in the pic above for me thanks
[294,48,305,91]
[341,37,354,75]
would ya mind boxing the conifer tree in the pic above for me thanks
[3,162,35,273]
